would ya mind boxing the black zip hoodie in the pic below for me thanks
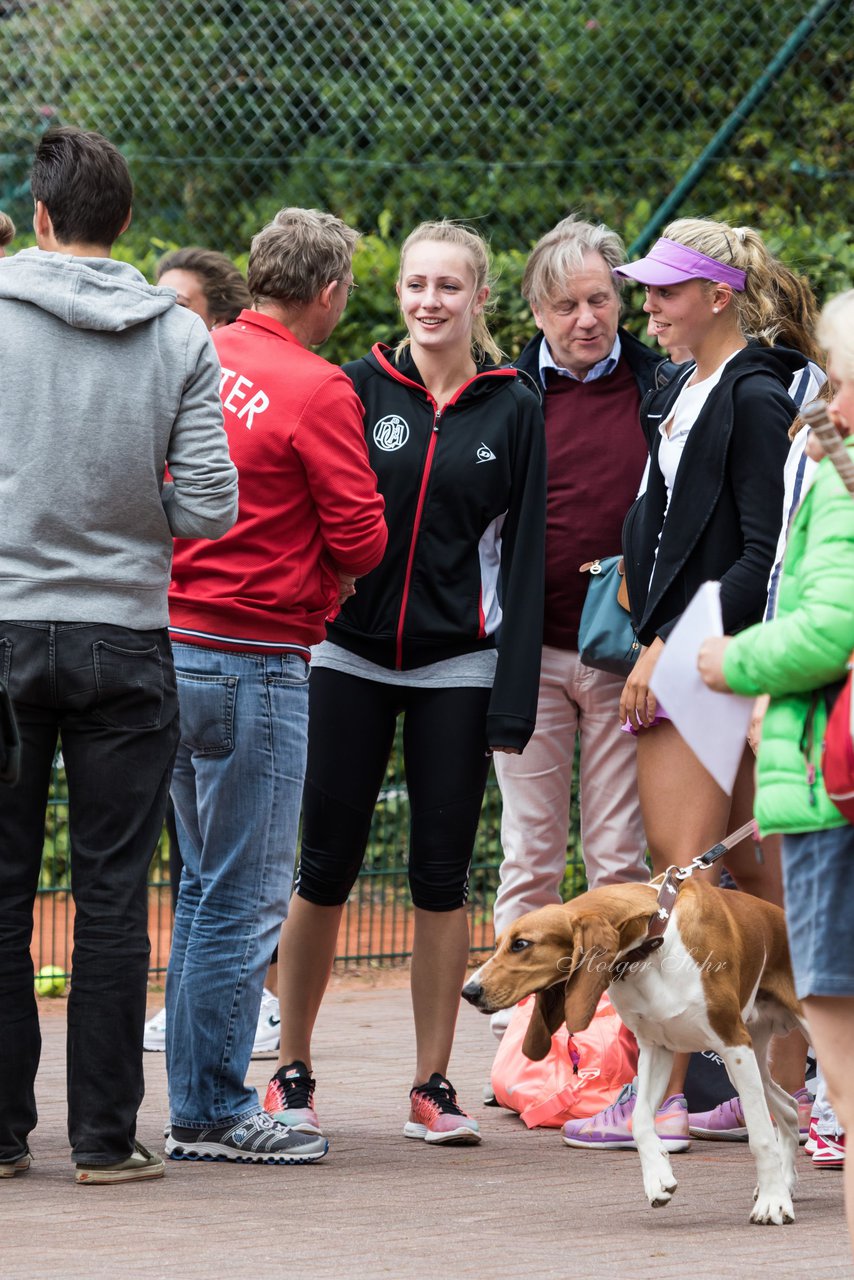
[622,341,808,645]
[326,343,547,751]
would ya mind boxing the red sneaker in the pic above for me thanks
[404,1074,481,1145]
[264,1060,322,1136]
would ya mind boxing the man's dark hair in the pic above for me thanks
[30,127,133,248]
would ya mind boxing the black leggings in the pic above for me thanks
[296,668,492,912]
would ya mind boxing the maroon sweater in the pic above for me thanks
[542,357,648,649]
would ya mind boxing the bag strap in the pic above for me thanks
[521,1085,581,1129]
[516,1031,581,1128]
[579,557,631,614]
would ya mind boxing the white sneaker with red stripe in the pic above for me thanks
[812,1132,845,1169]
[804,1117,819,1156]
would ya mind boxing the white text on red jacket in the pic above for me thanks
[219,367,270,429]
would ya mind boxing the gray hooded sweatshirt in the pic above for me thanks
[0,250,238,629]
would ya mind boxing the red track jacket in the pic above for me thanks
[169,310,387,655]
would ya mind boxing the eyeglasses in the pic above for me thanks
[341,280,358,298]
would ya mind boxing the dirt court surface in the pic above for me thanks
[4,982,851,1280]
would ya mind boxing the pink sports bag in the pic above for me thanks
[490,992,638,1128]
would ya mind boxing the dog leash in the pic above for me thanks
[612,818,759,979]
[673,817,759,879]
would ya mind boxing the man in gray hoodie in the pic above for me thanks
[0,127,238,1185]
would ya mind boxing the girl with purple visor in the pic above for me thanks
[562,216,819,1153]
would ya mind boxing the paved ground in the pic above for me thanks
[3,981,851,1280]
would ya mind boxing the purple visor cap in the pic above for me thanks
[613,238,746,291]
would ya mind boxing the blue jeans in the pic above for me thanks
[165,644,309,1128]
[782,824,854,1000]
[0,621,179,1165]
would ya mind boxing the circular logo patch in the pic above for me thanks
[373,415,410,452]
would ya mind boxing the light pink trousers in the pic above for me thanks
[493,645,649,939]
[489,647,649,1039]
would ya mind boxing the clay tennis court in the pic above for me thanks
[8,979,850,1280]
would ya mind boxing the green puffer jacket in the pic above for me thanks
[723,440,854,836]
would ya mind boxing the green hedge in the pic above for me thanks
[108,213,852,368]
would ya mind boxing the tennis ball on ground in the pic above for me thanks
[34,965,67,997]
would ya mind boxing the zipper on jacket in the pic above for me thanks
[395,403,442,669]
[800,692,820,807]
[369,347,516,669]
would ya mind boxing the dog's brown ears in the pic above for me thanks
[522,918,621,1059]
[563,919,620,1032]
[522,981,567,1061]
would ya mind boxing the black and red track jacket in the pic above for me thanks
[325,343,547,752]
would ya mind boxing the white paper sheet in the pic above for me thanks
[649,581,753,794]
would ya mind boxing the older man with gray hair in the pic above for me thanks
[491,217,674,1032]
[164,208,387,1164]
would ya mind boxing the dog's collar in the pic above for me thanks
[613,867,681,980]
[612,819,759,981]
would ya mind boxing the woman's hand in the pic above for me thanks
[697,636,733,692]
[805,430,826,464]
[619,636,665,729]
[805,406,850,463]
[336,573,357,603]
[748,694,770,754]
[491,745,522,755]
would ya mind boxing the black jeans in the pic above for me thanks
[0,622,179,1165]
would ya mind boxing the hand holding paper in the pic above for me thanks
[696,635,734,691]
[649,582,753,794]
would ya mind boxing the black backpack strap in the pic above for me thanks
[655,357,692,389]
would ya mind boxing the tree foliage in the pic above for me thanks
[2,0,851,345]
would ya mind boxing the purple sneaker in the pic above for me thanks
[792,1087,813,1144]
[690,1089,812,1142]
[689,1095,747,1141]
[562,1082,691,1151]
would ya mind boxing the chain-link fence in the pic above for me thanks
[37,741,585,979]
[3,1,851,281]
[5,0,851,974]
